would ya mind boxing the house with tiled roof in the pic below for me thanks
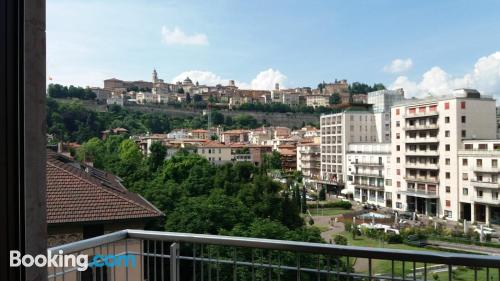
[46,149,163,247]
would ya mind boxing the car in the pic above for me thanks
[473,226,496,235]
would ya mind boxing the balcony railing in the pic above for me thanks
[47,229,500,281]
[473,195,500,205]
[404,176,439,184]
[352,171,383,178]
[472,165,500,173]
[406,162,439,170]
[352,161,384,167]
[405,150,439,156]
[405,137,439,144]
[402,188,439,198]
[403,111,439,118]
[354,183,385,190]
[403,124,439,131]
[471,179,500,189]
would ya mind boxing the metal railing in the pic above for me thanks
[47,229,500,281]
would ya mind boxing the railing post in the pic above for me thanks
[170,242,180,281]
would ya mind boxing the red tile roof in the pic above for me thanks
[46,150,163,224]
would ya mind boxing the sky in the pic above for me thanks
[47,0,500,98]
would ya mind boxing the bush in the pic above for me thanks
[319,201,352,210]
[308,217,315,225]
[333,234,348,245]
[385,234,403,244]
[318,188,326,201]
[344,221,353,232]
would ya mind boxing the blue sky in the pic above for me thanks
[47,0,500,97]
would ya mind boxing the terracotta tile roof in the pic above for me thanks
[46,150,163,225]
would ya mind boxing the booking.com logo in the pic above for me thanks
[10,250,136,271]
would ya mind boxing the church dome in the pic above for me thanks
[183,77,193,85]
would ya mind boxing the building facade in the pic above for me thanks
[390,89,496,220]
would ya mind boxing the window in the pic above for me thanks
[397,194,401,199]
[397,181,401,188]
[446,186,451,193]
[463,188,468,196]
[396,202,402,208]
[461,130,466,138]
[479,144,487,150]
[396,145,400,151]
[493,192,499,200]
[445,117,450,123]
[396,133,400,139]
[477,190,483,198]
[464,144,473,150]
[397,169,400,175]
[445,210,452,218]
[444,102,450,110]
[446,172,450,179]
[445,158,450,165]
[462,159,468,166]
[462,173,468,180]
[477,159,482,167]
[461,101,466,109]
[396,157,400,163]
[446,200,451,207]
[445,130,450,137]
[493,159,498,168]
[461,116,466,123]
[396,108,400,115]
[445,144,450,151]
[385,179,392,186]
[396,121,400,127]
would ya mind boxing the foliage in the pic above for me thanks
[348,82,386,94]
[329,93,341,105]
[46,99,263,143]
[75,138,319,243]
[316,201,352,209]
[238,102,332,114]
[48,83,96,100]
[333,234,348,245]
[318,188,326,200]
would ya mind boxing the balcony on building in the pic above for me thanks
[472,164,500,174]
[405,149,439,156]
[471,178,500,189]
[404,176,439,184]
[403,123,439,131]
[405,137,440,144]
[401,186,439,199]
[405,162,439,170]
[403,110,439,119]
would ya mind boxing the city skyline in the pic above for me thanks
[48,0,500,98]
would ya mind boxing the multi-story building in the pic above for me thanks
[458,140,500,225]
[297,142,321,184]
[390,89,496,220]
[319,107,378,185]
[221,129,251,144]
[368,88,405,143]
[196,141,233,165]
[346,143,391,207]
[306,95,329,108]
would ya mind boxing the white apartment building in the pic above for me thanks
[297,142,321,184]
[346,143,391,207]
[458,140,500,225]
[390,89,496,220]
[320,108,378,184]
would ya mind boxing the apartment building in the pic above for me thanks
[346,143,391,207]
[297,142,321,183]
[320,107,378,184]
[306,95,329,108]
[459,140,500,225]
[390,89,496,220]
[368,89,405,143]
[197,141,233,165]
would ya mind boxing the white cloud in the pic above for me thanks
[172,71,225,86]
[171,68,287,90]
[389,52,500,98]
[250,69,287,90]
[384,58,413,73]
[161,26,208,46]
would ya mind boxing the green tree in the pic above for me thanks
[333,234,348,245]
[329,93,341,104]
[148,141,166,172]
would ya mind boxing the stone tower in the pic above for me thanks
[152,69,158,83]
